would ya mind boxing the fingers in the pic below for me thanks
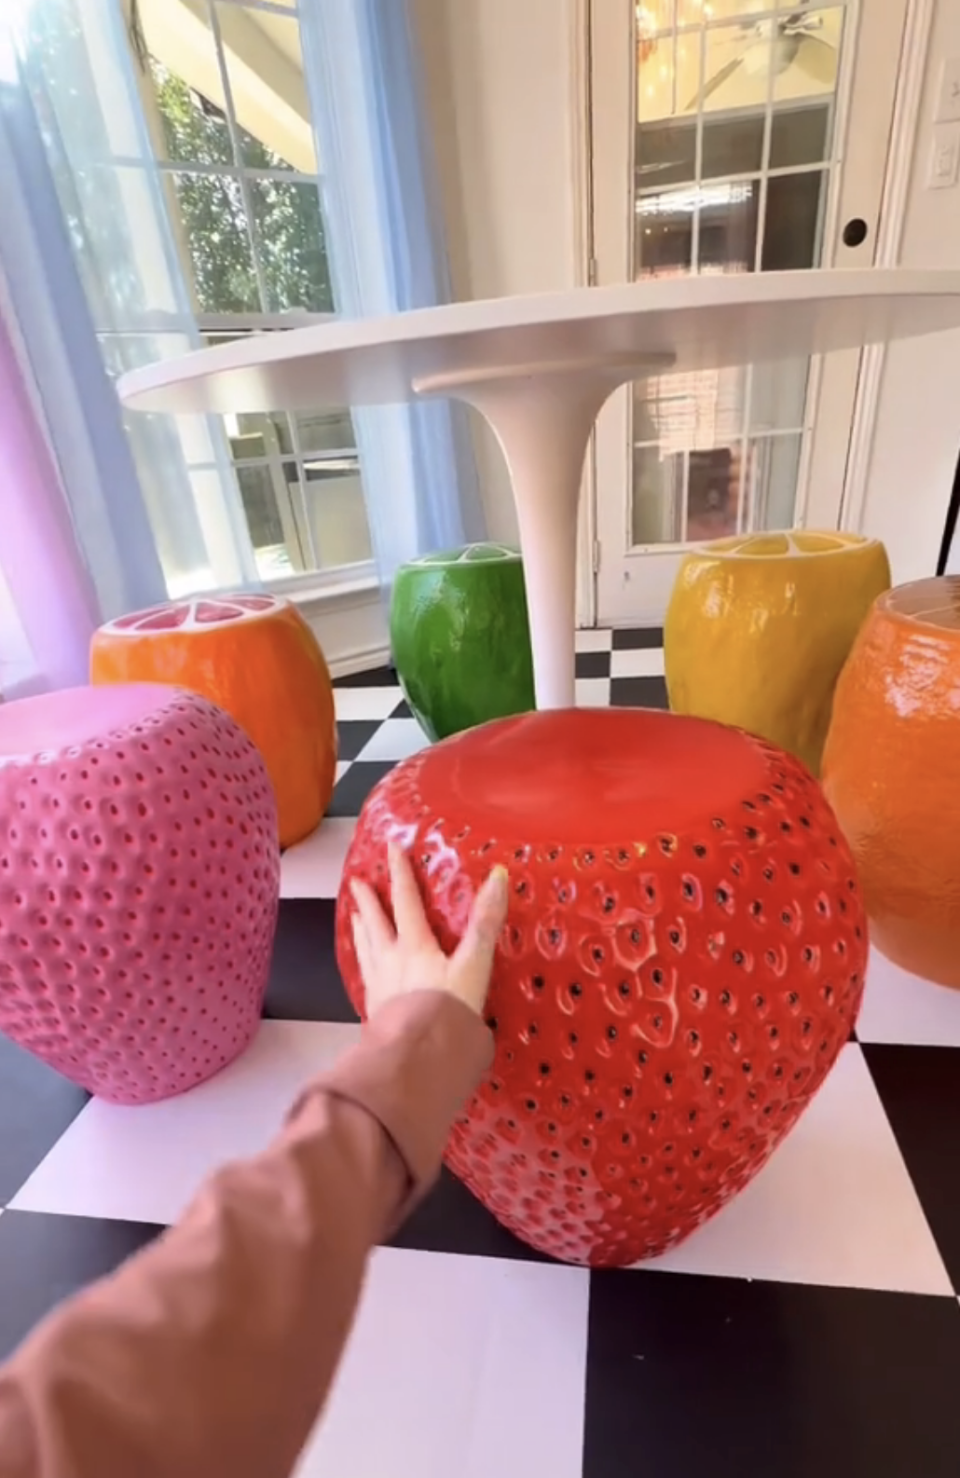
[350,908,376,999]
[387,842,434,948]
[349,876,395,958]
[453,865,509,986]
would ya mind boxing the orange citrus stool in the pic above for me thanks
[822,577,960,989]
[91,594,336,848]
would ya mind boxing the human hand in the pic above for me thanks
[349,843,509,1018]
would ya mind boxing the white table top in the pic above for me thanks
[117,270,960,416]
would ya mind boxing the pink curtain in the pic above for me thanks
[0,305,99,697]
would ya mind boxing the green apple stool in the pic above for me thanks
[390,543,535,741]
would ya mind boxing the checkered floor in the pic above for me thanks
[3,627,960,1477]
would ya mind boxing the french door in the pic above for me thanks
[590,0,911,624]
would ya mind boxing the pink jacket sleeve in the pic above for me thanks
[0,991,493,1478]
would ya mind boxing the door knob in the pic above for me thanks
[842,218,869,248]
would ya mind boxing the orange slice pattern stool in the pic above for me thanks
[822,577,960,989]
[91,595,337,849]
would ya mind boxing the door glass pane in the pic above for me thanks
[747,433,804,532]
[629,2,847,547]
[686,446,743,541]
[761,170,827,272]
[702,114,764,180]
[632,444,685,545]
[749,359,809,434]
[770,105,831,169]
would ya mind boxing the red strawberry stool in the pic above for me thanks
[336,707,867,1267]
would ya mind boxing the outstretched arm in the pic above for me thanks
[0,849,507,1478]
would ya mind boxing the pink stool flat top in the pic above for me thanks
[0,684,177,762]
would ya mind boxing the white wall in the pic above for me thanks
[837,1,960,581]
[414,0,585,544]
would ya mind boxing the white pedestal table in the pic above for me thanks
[119,270,960,708]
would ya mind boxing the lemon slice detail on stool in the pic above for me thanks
[664,530,891,775]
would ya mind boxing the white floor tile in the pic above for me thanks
[334,761,351,784]
[857,946,960,1047]
[644,1043,952,1295]
[11,1020,360,1225]
[335,686,404,722]
[576,677,612,708]
[296,1249,589,1478]
[610,646,666,679]
[281,817,356,898]
[356,717,431,763]
[575,628,613,653]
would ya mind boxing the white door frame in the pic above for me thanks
[581,0,926,627]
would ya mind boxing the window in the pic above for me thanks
[21,0,373,595]
[630,2,844,545]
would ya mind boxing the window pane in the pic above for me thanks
[773,9,843,105]
[64,165,185,329]
[301,468,374,568]
[631,444,684,546]
[638,367,746,452]
[215,5,316,173]
[148,56,233,167]
[686,446,742,541]
[701,114,764,181]
[171,171,259,312]
[699,24,772,117]
[635,188,695,276]
[636,121,696,192]
[770,104,832,170]
[749,360,810,434]
[761,170,827,272]
[236,463,306,579]
[699,180,759,273]
[250,179,332,312]
[226,411,294,459]
[748,434,803,531]
[296,408,357,455]
[98,332,217,466]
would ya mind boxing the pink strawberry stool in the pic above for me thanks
[0,684,280,1104]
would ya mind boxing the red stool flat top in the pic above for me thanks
[417,708,767,843]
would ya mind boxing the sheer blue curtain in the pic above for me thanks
[299,0,486,584]
[0,21,166,624]
[1,0,260,615]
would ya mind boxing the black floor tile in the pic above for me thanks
[336,720,381,761]
[389,1165,552,1264]
[264,899,358,1023]
[611,628,664,650]
[609,676,669,709]
[0,1211,162,1360]
[583,1269,960,1478]
[332,665,397,688]
[391,698,413,719]
[0,1035,88,1205]
[326,761,396,818]
[575,651,611,679]
[863,1044,960,1290]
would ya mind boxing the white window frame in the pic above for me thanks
[123,0,376,602]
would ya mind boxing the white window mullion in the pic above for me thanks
[204,0,273,315]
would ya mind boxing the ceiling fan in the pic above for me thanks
[685,5,838,112]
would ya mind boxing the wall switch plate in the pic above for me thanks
[936,58,960,124]
[928,123,960,190]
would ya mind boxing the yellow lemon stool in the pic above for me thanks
[664,531,890,775]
